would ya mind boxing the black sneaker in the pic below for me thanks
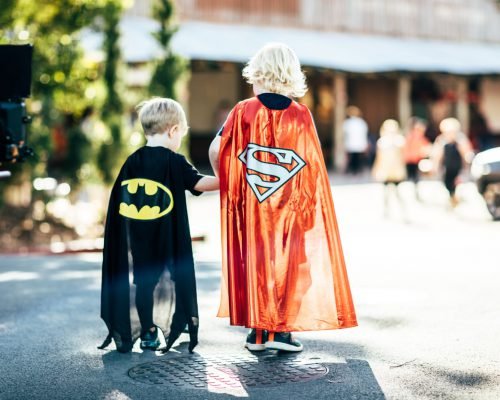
[244,329,267,351]
[115,336,133,353]
[265,332,303,352]
[140,327,160,350]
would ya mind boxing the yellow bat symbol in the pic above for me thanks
[119,178,174,220]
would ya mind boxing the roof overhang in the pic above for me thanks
[81,17,500,75]
[172,21,500,75]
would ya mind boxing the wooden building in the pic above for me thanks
[123,0,500,168]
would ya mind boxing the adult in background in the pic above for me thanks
[343,106,369,174]
[432,118,474,207]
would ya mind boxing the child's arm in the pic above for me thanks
[194,175,219,192]
[209,136,221,177]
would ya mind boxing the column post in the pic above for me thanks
[333,73,347,171]
[456,77,469,136]
[398,75,412,128]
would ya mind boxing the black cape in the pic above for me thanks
[99,146,203,353]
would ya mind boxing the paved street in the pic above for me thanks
[0,180,499,399]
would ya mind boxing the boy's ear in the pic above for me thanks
[167,124,179,138]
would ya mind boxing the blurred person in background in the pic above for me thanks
[372,119,407,216]
[432,118,474,207]
[404,117,431,200]
[343,106,369,175]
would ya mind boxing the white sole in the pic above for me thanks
[265,341,303,352]
[245,343,266,351]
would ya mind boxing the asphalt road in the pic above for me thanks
[0,180,499,399]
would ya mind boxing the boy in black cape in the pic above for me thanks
[99,98,219,353]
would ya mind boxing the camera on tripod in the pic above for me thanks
[0,44,34,169]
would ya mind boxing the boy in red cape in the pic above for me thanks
[210,43,357,352]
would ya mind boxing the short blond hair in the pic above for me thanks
[242,42,307,98]
[136,97,187,136]
[346,106,362,118]
[380,119,400,136]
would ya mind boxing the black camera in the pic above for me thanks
[0,44,34,168]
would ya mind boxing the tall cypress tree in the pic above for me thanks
[97,0,125,184]
[101,1,123,119]
[149,0,186,100]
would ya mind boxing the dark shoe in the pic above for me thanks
[116,341,133,353]
[265,332,303,352]
[115,336,133,353]
[140,327,160,350]
[244,329,267,351]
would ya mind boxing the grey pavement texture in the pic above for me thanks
[0,181,499,400]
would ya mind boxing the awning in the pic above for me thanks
[81,17,500,75]
[80,16,163,63]
[172,21,500,75]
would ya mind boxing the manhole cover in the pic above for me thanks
[128,354,328,389]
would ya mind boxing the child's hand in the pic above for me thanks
[194,176,219,192]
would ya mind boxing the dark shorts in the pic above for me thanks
[383,180,403,185]
[406,163,419,182]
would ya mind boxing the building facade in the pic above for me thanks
[126,0,500,168]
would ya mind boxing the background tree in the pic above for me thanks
[0,0,127,248]
[0,0,130,190]
[0,0,113,190]
[149,0,187,100]
[96,0,126,185]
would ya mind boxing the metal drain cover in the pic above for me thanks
[128,354,328,389]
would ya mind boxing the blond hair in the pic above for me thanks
[380,119,400,137]
[346,106,362,118]
[439,117,461,133]
[136,97,187,136]
[242,42,307,98]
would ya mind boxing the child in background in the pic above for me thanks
[99,98,218,353]
[209,43,357,353]
[372,119,407,215]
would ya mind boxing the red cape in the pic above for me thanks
[218,97,357,332]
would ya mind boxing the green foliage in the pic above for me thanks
[59,122,93,186]
[101,1,123,119]
[148,0,189,156]
[97,117,123,184]
[0,0,16,27]
[0,0,128,195]
[149,55,187,100]
[96,1,126,185]
[149,0,187,100]
[0,0,114,190]
[152,0,176,47]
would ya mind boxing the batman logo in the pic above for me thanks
[119,178,174,220]
[239,143,306,202]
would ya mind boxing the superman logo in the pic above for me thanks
[238,143,306,203]
[119,178,174,220]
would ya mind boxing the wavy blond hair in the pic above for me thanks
[242,42,307,98]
